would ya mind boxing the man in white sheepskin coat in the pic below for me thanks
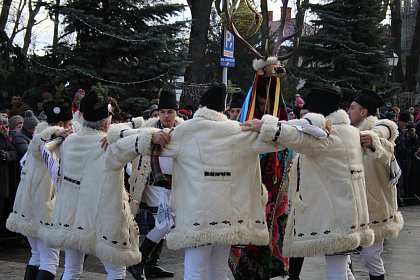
[6,95,74,280]
[347,89,403,280]
[38,88,168,280]
[159,83,329,280]
[243,87,374,280]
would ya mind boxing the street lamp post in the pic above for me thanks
[387,51,399,106]
[387,51,399,82]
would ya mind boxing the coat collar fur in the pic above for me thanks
[193,107,228,122]
[326,109,350,125]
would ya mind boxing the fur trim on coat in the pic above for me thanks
[193,107,228,122]
[6,124,62,238]
[356,116,404,241]
[362,130,384,159]
[373,119,399,142]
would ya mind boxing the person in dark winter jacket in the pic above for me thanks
[0,115,18,240]
[12,110,39,159]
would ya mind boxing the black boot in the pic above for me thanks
[24,265,39,280]
[287,257,304,280]
[35,270,55,280]
[127,237,158,280]
[370,275,385,280]
[145,240,174,278]
[127,263,146,280]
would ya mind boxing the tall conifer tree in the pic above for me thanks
[33,0,187,99]
[293,0,389,102]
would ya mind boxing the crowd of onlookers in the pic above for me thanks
[1,90,419,247]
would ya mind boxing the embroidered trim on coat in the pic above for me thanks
[273,122,282,142]
[204,171,231,177]
[63,176,81,185]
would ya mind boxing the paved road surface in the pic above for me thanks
[1,205,419,279]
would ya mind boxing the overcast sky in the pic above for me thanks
[8,0,313,53]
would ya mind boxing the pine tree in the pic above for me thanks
[293,0,390,103]
[32,0,188,101]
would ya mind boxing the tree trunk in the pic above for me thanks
[390,0,404,83]
[289,0,308,66]
[181,0,213,107]
[10,0,27,43]
[52,0,60,51]
[275,0,289,54]
[403,2,420,91]
[184,0,213,84]
[0,0,13,33]
[22,0,43,56]
[260,0,269,54]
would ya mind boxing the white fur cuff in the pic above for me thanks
[130,117,144,129]
[135,127,157,156]
[259,115,280,143]
[362,130,384,159]
[373,119,399,142]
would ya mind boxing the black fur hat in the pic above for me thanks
[354,89,384,115]
[82,83,109,122]
[307,88,342,116]
[43,96,73,124]
[230,92,246,109]
[200,83,226,112]
[158,90,178,110]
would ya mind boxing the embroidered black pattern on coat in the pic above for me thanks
[64,176,81,185]
[273,122,282,142]
[135,137,139,154]
[120,129,128,138]
[204,171,231,177]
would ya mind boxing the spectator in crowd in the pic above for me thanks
[32,92,53,121]
[183,105,195,119]
[0,108,8,121]
[8,115,24,139]
[228,92,245,121]
[142,109,151,120]
[287,108,296,120]
[7,95,30,118]
[299,103,309,119]
[12,110,39,159]
[0,114,18,245]
[120,112,133,122]
[1,117,10,137]
[149,104,159,119]
[109,97,121,116]
[293,95,305,119]
[395,111,419,206]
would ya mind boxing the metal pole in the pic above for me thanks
[222,67,228,86]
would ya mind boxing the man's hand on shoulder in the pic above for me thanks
[152,130,171,147]
[241,119,263,132]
